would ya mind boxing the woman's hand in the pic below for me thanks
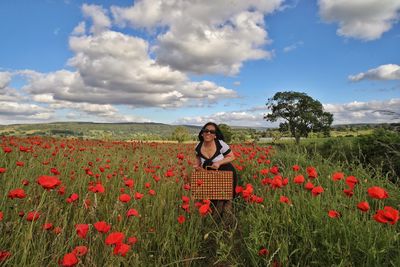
[211,161,221,170]
[193,165,203,171]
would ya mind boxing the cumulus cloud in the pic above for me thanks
[319,0,400,41]
[349,64,400,82]
[175,108,267,127]
[72,22,86,36]
[0,100,54,125]
[82,4,111,35]
[324,98,400,124]
[21,30,237,108]
[111,0,283,75]
[175,99,400,127]
[0,72,11,89]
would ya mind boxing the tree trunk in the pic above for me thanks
[295,134,300,145]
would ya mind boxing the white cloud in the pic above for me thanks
[82,4,111,35]
[349,64,400,81]
[175,109,266,127]
[21,30,237,108]
[0,100,54,124]
[176,98,400,127]
[283,41,304,52]
[72,22,86,36]
[324,98,400,124]
[319,0,400,41]
[0,72,11,89]
[111,0,283,75]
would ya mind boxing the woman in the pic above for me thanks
[193,122,238,220]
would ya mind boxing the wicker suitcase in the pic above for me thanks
[190,167,233,200]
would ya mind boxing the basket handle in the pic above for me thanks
[205,166,218,171]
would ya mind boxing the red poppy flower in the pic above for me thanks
[279,196,291,205]
[293,175,305,184]
[292,165,300,171]
[177,153,184,160]
[72,245,88,256]
[8,188,26,199]
[0,211,3,221]
[199,203,211,217]
[0,251,11,262]
[177,215,186,224]
[113,243,130,256]
[345,176,358,189]
[270,166,279,175]
[105,232,125,246]
[182,196,190,203]
[26,211,40,221]
[367,186,389,199]
[53,226,62,235]
[343,188,354,197]
[134,192,144,200]
[328,210,341,218]
[43,223,54,230]
[37,175,61,190]
[67,193,79,203]
[235,186,243,194]
[306,166,318,178]
[119,194,131,203]
[126,209,140,218]
[50,167,60,175]
[3,146,12,153]
[75,224,89,238]
[94,221,111,233]
[357,201,370,212]
[16,161,24,167]
[88,183,105,193]
[124,179,134,188]
[332,172,344,181]
[61,253,78,267]
[258,247,269,256]
[0,168,7,173]
[373,206,399,225]
[127,236,138,245]
[311,186,324,196]
[148,189,156,196]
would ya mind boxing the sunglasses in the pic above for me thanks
[202,129,216,134]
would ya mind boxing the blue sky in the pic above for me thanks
[0,0,399,126]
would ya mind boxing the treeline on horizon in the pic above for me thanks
[0,121,399,142]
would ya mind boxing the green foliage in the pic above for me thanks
[301,129,400,183]
[218,124,232,143]
[171,126,190,143]
[265,91,333,144]
[355,128,400,183]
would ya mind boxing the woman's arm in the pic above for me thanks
[211,151,235,169]
[193,156,203,171]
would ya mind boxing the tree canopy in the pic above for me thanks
[264,91,333,144]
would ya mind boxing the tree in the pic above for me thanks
[218,124,233,143]
[264,91,333,144]
[171,126,190,143]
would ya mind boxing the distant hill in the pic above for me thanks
[0,121,266,140]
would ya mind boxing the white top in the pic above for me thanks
[195,139,231,166]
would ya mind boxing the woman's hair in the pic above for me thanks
[198,122,225,141]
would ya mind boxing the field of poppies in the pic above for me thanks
[0,136,399,266]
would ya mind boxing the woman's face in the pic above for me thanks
[202,125,216,141]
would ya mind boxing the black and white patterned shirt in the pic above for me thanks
[195,139,231,167]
